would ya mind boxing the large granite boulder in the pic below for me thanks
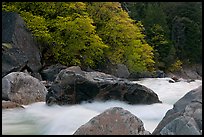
[2,72,48,105]
[46,66,161,106]
[73,107,151,135]
[152,86,202,135]
[2,11,42,79]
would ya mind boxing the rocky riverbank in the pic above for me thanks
[166,64,202,81]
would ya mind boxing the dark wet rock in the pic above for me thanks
[155,70,166,78]
[46,66,161,106]
[171,76,180,82]
[152,86,202,135]
[2,72,47,105]
[40,64,67,82]
[168,79,175,83]
[73,107,151,135]
[41,80,53,89]
[2,11,42,79]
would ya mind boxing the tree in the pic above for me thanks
[86,2,155,73]
[121,2,202,72]
[2,2,156,72]
[2,2,108,68]
[162,2,202,64]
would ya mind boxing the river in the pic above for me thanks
[2,77,202,135]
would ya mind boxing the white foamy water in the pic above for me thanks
[2,78,202,135]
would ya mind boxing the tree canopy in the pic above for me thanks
[3,2,201,73]
[2,2,155,73]
[121,2,202,71]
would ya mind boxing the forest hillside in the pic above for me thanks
[2,2,202,74]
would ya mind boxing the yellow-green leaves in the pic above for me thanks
[87,2,155,73]
[2,43,12,50]
[168,59,183,72]
[51,14,108,67]
[20,12,52,44]
[2,2,155,72]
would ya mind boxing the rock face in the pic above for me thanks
[2,72,47,105]
[2,11,42,79]
[166,64,202,80]
[152,86,202,135]
[73,107,151,135]
[46,66,161,106]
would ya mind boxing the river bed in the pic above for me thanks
[2,78,202,135]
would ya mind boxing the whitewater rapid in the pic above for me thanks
[2,78,202,135]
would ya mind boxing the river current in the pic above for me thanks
[2,77,202,135]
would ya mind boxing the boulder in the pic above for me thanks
[171,76,180,82]
[115,64,130,78]
[155,70,166,78]
[168,79,175,83]
[2,11,42,79]
[152,86,202,135]
[101,63,130,79]
[46,66,161,106]
[2,72,48,105]
[128,71,155,80]
[40,64,67,82]
[73,107,151,135]
[2,100,24,109]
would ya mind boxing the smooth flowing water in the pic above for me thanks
[2,78,202,135]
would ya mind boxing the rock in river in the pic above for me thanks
[46,66,161,106]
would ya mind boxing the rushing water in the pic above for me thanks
[2,78,202,135]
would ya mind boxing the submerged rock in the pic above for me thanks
[46,66,161,106]
[152,85,202,135]
[73,107,151,135]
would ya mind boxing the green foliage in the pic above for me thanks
[2,2,108,68]
[2,2,156,73]
[147,24,173,70]
[121,2,147,21]
[2,43,12,50]
[20,12,52,44]
[173,17,202,63]
[120,2,202,72]
[52,15,108,67]
[160,2,202,64]
[168,59,183,72]
[87,2,155,73]
[3,2,201,74]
